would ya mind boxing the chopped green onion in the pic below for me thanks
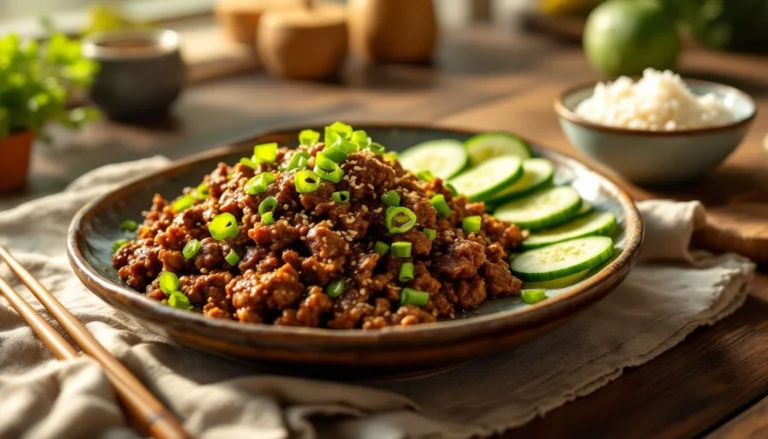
[374,241,390,256]
[417,170,435,181]
[321,144,349,163]
[328,121,353,137]
[209,213,239,241]
[385,207,417,234]
[521,289,548,304]
[314,156,344,183]
[381,190,400,207]
[244,172,275,195]
[120,220,138,232]
[195,183,209,201]
[445,183,458,197]
[350,130,368,146]
[299,129,320,146]
[159,271,180,296]
[261,211,276,225]
[183,239,201,259]
[399,262,414,282]
[287,151,310,170]
[324,127,341,147]
[239,157,259,169]
[326,279,345,298]
[295,169,321,193]
[112,239,129,254]
[254,142,278,163]
[383,152,398,163]
[430,194,452,218]
[225,249,241,266]
[339,137,358,154]
[391,241,412,258]
[168,291,194,310]
[332,191,350,203]
[172,194,195,213]
[367,142,386,155]
[423,228,437,241]
[400,287,429,307]
[462,215,482,233]
[259,196,278,214]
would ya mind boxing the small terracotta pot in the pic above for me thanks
[0,131,33,193]
[215,0,304,47]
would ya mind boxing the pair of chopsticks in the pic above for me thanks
[0,245,190,439]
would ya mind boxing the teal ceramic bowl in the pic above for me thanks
[555,79,756,185]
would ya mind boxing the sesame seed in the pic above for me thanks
[346,217,355,224]
[362,205,368,212]
[283,204,289,210]
[353,166,363,171]
[343,175,350,181]
[300,236,306,241]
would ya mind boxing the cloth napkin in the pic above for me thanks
[0,157,755,439]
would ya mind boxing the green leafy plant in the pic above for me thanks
[0,33,99,140]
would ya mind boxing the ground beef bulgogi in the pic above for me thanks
[113,128,525,329]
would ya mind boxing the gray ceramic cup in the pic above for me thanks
[555,79,756,185]
[82,29,187,121]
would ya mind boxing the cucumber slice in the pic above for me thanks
[524,269,591,289]
[399,139,469,180]
[521,211,617,250]
[465,132,531,165]
[488,158,555,204]
[509,236,614,282]
[574,200,593,217]
[494,186,582,231]
[448,156,523,202]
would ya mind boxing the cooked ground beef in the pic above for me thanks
[113,138,525,329]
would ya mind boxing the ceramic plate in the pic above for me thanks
[68,124,643,378]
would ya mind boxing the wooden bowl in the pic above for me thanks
[67,124,643,379]
[214,0,303,47]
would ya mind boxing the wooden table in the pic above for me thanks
[5,24,768,439]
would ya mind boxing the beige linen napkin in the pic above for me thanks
[0,158,755,439]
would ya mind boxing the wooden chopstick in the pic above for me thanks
[0,245,191,439]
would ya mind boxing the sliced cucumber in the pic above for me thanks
[494,186,582,231]
[465,132,531,165]
[448,156,523,202]
[521,211,617,250]
[399,139,469,180]
[510,236,614,282]
[488,158,555,204]
[574,200,593,217]
[524,269,591,289]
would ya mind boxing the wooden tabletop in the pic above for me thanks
[5,23,768,439]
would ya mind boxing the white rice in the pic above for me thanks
[575,69,733,131]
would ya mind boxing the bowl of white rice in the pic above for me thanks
[555,69,756,184]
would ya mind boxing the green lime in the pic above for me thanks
[583,0,680,77]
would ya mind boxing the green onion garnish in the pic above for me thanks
[299,129,320,146]
[112,239,129,254]
[381,190,400,207]
[261,211,276,225]
[462,215,482,233]
[254,142,278,164]
[423,228,437,241]
[350,130,368,146]
[367,142,385,155]
[314,156,344,183]
[195,183,209,201]
[244,172,275,195]
[258,196,278,214]
[287,151,310,170]
[328,121,353,137]
[391,242,412,258]
[417,170,435,181]
[321,144,349,163]
[374,241,390,256]
[430,194,452,218]
[225,249,241,266]
[332,191,350,203]
[399,262,414,282]
[159,271,180,296]
[324,128,341,147]
[120,220,138,232]
[239,157,258,169]
[445,183,458,197]
[295,169,321,193]
[339,137,358,154]
[383,152,398,162]
[400,287,429,307]
[325,279,345,298]
[168,291,194,310]
[172,194,195,213]
[521,289,548,304]
[209,213,239,241]
[385,206,417,234]
[183,239,201,259]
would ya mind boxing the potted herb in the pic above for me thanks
[0,33,99,193]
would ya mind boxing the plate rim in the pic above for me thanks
[67,122,644,347]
